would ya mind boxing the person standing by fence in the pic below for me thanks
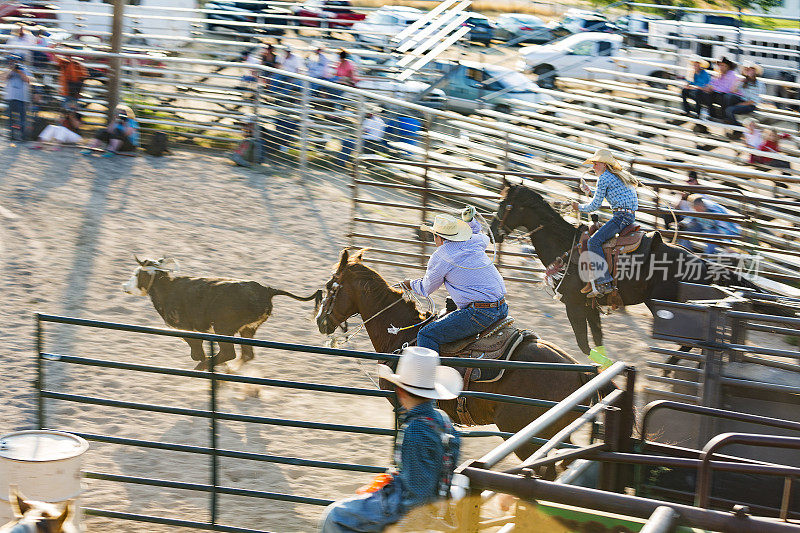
[3,57,31,141]
[55,53,89,107]
[319,346,461,532]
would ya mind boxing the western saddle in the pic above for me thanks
[439,317,536,426]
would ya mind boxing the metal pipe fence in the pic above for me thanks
[35,312,595,531]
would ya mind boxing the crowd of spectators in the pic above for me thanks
[680,55,766,130]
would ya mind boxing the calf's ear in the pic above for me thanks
[134,254,145,266]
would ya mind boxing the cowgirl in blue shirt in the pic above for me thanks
[681,56,711,117]
[572,149,639,298]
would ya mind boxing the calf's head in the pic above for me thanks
[122,256,180,296]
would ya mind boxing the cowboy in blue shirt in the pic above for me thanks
[572,149,639,298]
[319,347,461,532]
[678,195,741,254]
[681,56,712,117]
[400,207,507,353]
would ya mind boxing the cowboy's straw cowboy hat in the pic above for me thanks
[741,60,763,76]
[583,148,624,172]
[420,214,472,242]
[687,55,710,69]
[377,347,463,400]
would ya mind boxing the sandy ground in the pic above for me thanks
[1,143,787,532]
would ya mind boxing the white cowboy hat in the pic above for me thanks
[377,347,463,400]
[420,214,472,242]
[687,55,710,69]
[583,148,624,172]
[741,60,763,76]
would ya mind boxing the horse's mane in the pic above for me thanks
[511,185,582,239]
[346,262,425,318]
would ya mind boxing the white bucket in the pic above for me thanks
[0,430,88,530]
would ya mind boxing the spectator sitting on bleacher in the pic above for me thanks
[743,119,763,164]
[754,128,791,170]
[678,194,741,254]
[681,56,710,117]
[723,61,765,129]
[699,56,739,120]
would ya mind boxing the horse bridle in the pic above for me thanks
[320,276,347,328]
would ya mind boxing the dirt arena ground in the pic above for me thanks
[0,143,729,531]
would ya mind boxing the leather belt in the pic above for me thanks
[470,297,505,309]
[613,208,635,213]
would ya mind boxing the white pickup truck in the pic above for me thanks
[519,32,673,89]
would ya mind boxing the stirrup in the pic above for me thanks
[587,282,614,299]
[580,282,593,294]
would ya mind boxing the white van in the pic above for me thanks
[57,0,196,47]
[353,6,423,47]
[645,19,800,79]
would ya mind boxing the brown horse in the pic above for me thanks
[316,248,597,460]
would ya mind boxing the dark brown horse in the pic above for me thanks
[489,179,765,357]
[316,248,597,460]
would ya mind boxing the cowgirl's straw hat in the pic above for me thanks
[741,60,763,76]
[687,55,710,69]
[583,148,624,172]
[377,347,463,400]
[420,214,472,242]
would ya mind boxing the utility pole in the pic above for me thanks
[107,0,125,122]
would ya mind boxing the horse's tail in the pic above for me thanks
[270,288,324,313]
[579,371,619,404]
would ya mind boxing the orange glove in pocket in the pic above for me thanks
[356,473,394,495]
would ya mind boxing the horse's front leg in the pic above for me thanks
[565,300,591,355]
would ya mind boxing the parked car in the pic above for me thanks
[353,6,423,47]
[519,32,671,89]
[290,0,366,28]
[464,12,495,45]
[205,1,290,36]
[495,13,552,44]
[430,61,554,114]
[0,1,57,22]
[549,9,617,37]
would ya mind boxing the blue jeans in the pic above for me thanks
[586,212,635,286]
[319,483,404,532]
[418,301,508,353]
[7,99,26,140]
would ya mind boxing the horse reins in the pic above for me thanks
[322,278,433,347]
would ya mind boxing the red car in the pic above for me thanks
[291,0,365,28]
[0,1,57,21]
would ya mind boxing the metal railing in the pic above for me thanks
[35,312,596,531]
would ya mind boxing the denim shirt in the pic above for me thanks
[579,169,639,213]
[4,68,30,102]
[392,402,460,511]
